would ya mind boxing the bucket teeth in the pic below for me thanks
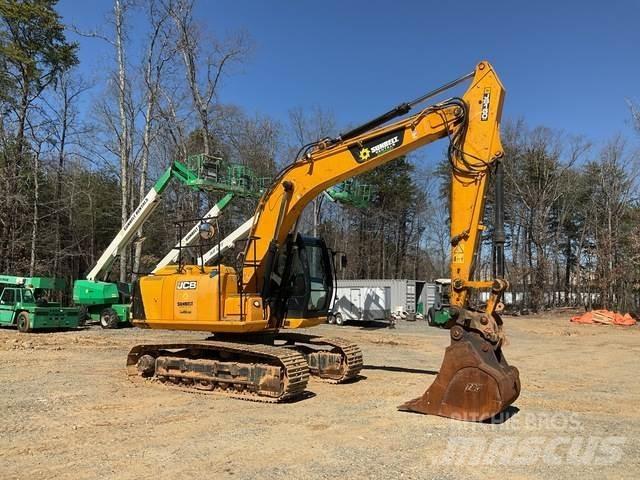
[398,327,520,422]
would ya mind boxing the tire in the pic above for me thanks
[334,313,345,326]
[78,306,89,326]
[100,308,120,329]
[327,314,335,325]
[17,312,31,333]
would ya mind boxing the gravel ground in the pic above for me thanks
[0,311,638,479]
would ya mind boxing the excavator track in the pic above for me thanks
[275,333,363,384]
[126,341,309,403]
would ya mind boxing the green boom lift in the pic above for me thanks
[324,178,373,208]
[0,275,80,332]
[73,154,268,328]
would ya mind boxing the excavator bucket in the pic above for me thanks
[399,325,520,422]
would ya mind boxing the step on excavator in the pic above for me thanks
[127,61,521,422]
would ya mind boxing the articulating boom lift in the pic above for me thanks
[127,61,520,421]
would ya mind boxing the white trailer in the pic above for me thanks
[328,279,428,325]
[329,284,390,325]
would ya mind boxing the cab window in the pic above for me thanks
[1,289,16,305]
[289,246,306,297]
[22,289,35,303]
[303,244,330,312]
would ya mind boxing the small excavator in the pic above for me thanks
[127,61,520,422]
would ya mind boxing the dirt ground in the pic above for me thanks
[0,311,638,480]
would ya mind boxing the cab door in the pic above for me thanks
[0,289,17,325]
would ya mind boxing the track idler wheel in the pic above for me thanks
[398,325,520,422]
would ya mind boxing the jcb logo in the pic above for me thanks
[176,281,197,290]
[480,88,491,121]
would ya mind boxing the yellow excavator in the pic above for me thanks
[127,60,520,422]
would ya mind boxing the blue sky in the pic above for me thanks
[58,0,640,156]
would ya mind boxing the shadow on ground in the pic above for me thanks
[363,364,438,376]
[357,320,394,330]
[482,405,520,424]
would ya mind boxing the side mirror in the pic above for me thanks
[199,222,215,240]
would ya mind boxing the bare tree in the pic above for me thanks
[41,71,92,274]
[164,0,250,156]
[589,137,636,308]
[113,0,134,282]
[133,0,172,278]
[626,99,640,133]
[72,0,135,282]
[287,106,335,236]
[28,137,42,277]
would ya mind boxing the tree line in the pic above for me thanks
[0,1,638,312]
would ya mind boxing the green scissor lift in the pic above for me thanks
[0,275,80,332]
[73,154,267,328]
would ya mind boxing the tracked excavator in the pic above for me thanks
[127,61,521,422]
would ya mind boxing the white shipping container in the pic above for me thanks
[332,285,390,322]
[329,279,433,324]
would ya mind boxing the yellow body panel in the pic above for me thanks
[133,265,270,333]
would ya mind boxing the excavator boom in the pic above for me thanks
[237,61,520,420]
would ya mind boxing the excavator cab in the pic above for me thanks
[264,234,334,327]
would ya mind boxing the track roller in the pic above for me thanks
[126,340,309,403]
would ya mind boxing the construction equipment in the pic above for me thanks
[127,61,520,422]
[324,179,374,208]
[427,278,452,327]
[73,155,264,328]
[0,275,80,332]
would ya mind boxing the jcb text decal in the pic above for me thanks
[481,88,491,121]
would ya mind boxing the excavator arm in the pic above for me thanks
[244,61,502,322]
[240,60,520,420]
